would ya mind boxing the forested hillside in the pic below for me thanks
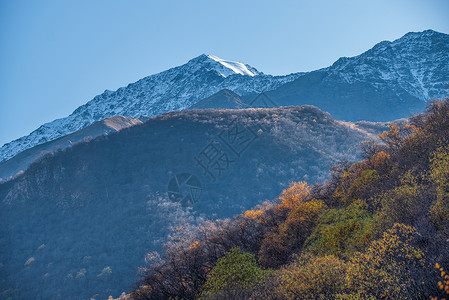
[131,99,449,300]
[0,106,385,300]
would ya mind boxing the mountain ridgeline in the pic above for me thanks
[0,106,387,299]
[260,30,449,121]
[1,30,448,165]
[0,55,302,164]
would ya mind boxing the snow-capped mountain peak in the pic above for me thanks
[186,54,261,77]
[0,54,300,165]
[204,54,260,77]
[327,29,449,102]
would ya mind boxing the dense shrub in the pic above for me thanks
[344,224,427,300]
[373,170,430,234]
[305,200,373,257]
[276,253,348,300]
[429,144,449,236]
[333,167,381,205]
[198,248,268,300]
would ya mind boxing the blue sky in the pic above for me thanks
[1,0,448,146]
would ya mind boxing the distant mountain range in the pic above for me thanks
[261,29,449,121]
[0,55,302,164]
[0,106,388,299]
[1,30,448,167]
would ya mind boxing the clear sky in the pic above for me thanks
[1,0,448,146]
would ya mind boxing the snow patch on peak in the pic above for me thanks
[206,54,260,77]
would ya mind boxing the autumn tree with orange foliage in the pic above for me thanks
[432,263,449,300]
[259,182,325,268]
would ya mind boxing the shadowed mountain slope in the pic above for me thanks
[0,116,142,181]
[189,89,248,109]
[0,106,387,299]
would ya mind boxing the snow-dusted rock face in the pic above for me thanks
[327,30,449,101]
[264,30,449,122]
[0,54,302,163]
